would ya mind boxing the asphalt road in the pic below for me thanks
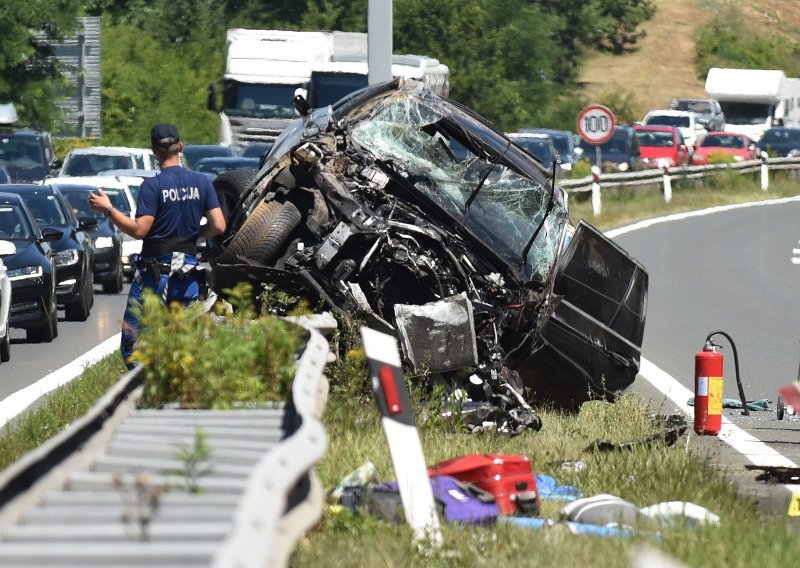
[0,283,129,401]
[612,199,800,516]
[614,200,800,404]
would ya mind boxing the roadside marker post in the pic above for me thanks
[659,158,672,203]
[360,327,443,548]
[760,150,769,191]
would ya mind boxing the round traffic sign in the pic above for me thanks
[577,104,616,145]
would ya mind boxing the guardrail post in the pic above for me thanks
[591,165,601,216]
[760,150,769,191]
[658,158,672,203]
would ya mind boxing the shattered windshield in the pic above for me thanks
[348,90,566,281]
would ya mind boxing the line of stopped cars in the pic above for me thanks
[0,181,129,364]
[206,78,650,428]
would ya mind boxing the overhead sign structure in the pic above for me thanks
[577,104,616,145]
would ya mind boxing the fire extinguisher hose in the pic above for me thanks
[706,330,751,416]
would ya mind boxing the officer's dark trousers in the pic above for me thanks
[121,254,199,369]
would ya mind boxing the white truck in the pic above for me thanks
[209,29,449,149]
[308,54,450,109]
[705,67,800,141]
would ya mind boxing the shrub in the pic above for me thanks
[132,284,300,408]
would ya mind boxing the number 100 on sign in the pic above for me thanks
[577,105,616,145]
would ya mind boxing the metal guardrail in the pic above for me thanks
[0,325,331,567]
[559,156,800,194]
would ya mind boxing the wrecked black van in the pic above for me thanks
[208,79,648,415]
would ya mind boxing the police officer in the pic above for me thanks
[89,124,226,368]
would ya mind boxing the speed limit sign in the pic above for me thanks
[577,104,616,145]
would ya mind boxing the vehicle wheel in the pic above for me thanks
[103,263,124,294]
[219,199,302,266]
[65,278,91,322]
[214,169,258,221]
[27,297,58,343]
[0,329,10,362]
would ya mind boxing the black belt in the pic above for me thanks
[141,237,197,257]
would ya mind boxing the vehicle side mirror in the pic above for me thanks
[680,144,688,152]
[292,90,312,118]
[50,158,62,170]
[40,228,62,242]
[78,217,98,230]
[207,83,217,112]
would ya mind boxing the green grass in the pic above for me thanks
[292,388,800,567]
[0,353,127,471]
[568,171,800,231]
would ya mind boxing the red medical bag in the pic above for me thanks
[427,454,540,515]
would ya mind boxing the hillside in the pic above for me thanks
[577,0,800,121]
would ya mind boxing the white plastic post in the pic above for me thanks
[760,150,769,191]
[590,165,601,216]
[658,158,672,203]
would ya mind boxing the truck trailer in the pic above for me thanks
[705,67,800,141]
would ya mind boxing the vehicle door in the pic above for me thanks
[536,221,649,398]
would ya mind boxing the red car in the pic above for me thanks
[690,131,759,165]
[633,125,690,168]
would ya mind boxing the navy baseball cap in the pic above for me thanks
[151,124,180,148]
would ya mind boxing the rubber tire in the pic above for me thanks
[219,200,302,266]
[65,277,91,321]
[214,169,258,221]
[27,294,58,343]
[0,328,10,362]
[103,262,124,294]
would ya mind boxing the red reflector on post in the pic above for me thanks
[379,366,402,415]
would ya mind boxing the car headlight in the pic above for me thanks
[642,157,650,164]
[560,162,572,171]
[94,236,114,249]
[54,249,80,267]
[7,265,43,281]
[617,162,629,172]
[733,155,744,162]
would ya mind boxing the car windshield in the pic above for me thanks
[761,129,800,143]
[635,130,674,147]
[548,133,573,157]
[512,138,554,163]
[63,154,135,176]
[701,134,744,148]
[311,72,369,109]
[646,114,690,128]
[0,204,32,241]
[348,90,567,281]
[183,146,233,169]
[104,188,131,214]
[0,135,45,169]
[18,192,68,227]
[240,143,272,158]
[719,101,771,125]
[61,190,104,220]
[222,80,299,119]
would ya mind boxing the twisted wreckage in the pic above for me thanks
[208,79,648,429]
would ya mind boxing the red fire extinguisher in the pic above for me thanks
[695,339,724,435]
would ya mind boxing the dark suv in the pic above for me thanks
[54,184,125,294]
[0,192,61,342]
[670,98,726,131]
[0,128,61,183]
[3,185,96,321]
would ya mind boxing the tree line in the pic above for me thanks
[3,1,660,144]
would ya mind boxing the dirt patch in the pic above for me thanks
[576,0,800,122]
